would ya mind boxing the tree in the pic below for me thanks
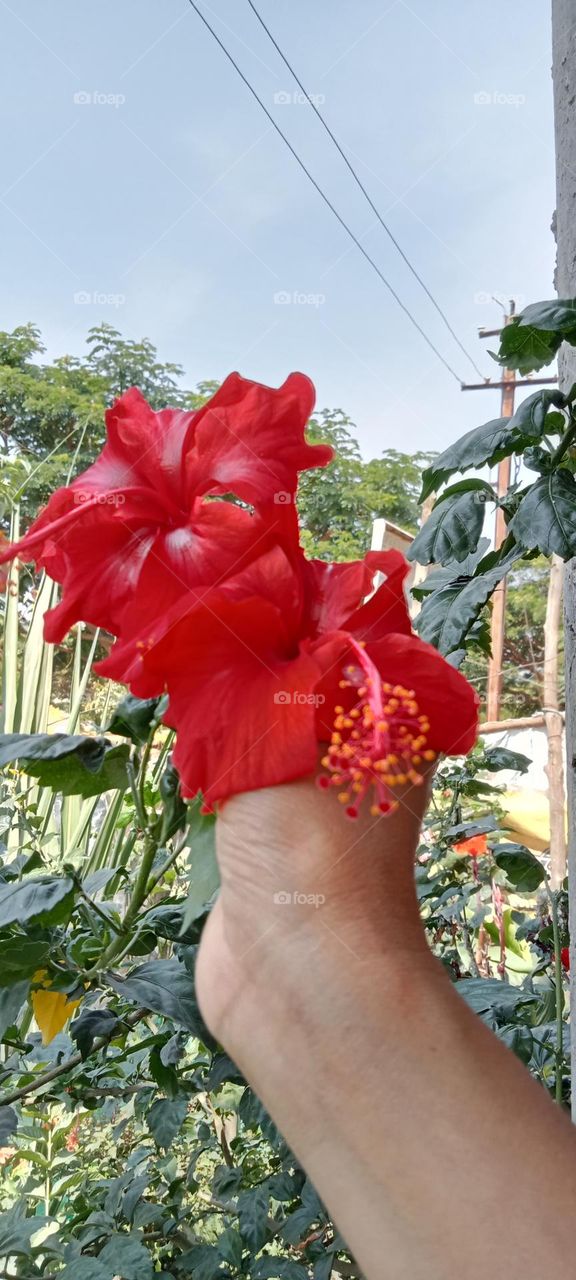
[298,408,433,560]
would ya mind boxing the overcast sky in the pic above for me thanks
[1,0,556,457]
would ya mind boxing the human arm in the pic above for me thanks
[196,777,576,1280]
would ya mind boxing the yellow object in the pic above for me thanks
[502,789,565,853]
[32,972,81,1045]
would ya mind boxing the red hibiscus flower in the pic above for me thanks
[561,947,570,973]
[453,834,489,858]
[0,373,331,665]
[128,543,479,815]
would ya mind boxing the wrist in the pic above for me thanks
[197,891,437,1063]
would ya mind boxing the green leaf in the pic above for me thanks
[217,1225,244,1270]
[99,1232,154,1280]
[483,747,531,773]
[60,1262,113,1280]
[71,1007,121,1059]
[492,320,563,374]
[420,420,520,502]
[238,1186,270,1252]
[106,957,216,1045]
[0,937,50,985]
[418,391,565,502]
[0,979,30,1040]
[499,1024,534,1065]
[179,1243,225,1280]
[105,694,163,744]
[159,759,188,841]
[494,845,547,892]
[0,875,74,928]
[0,732,130,796]
[513,299,576,335]
[0,1105,17,1144]
[415,544,518,654]
[409,480,493,566]
[183,801,219,928]
[253,1259,309,1280]
[149,1045,180,1099]
[510,388,566,433]
[510,470,576,558]
[455,977,531,1017]
[0,1207,58,1258]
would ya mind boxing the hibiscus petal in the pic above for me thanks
[134,594,320,804]
[97,513,302,685]
[365,633,479,756]
[344,550,412,640]
[185,372,332,505]
[99,388,195,508]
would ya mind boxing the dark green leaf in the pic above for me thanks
[420,420,521,502]
[99,1232,154,1280]
[179,1243,225,1280]
[512,299,576,335]
[238,1186,270,1252]
[510,470,576,558]
[0,1105,17,1144]
[253,1259,309,1280]
[105,694,162,744]
[0,979,30,1040]
[159,759,188,841]
[160,1030,189,1066]
[146,1096,188,1149]
[217,1225,244,1270]
[0,732,131,797]
[500,1024,534,1064]
[314,1254,335,1280]
[494,846,547,892]
[60,1261,113,1280]
[0,1207,58,1258]
[71,1007,121,1059]
[0,937,50,985]
[106,957,216,1045]
[409,480,493,566]
[483,747,531,773]
[509,387,566,433]
[455,977,531,1017]
[183,800,219,928]
[492,320,563,374]
[0,876,74,928]
[24,744,131,797]
[445,816,499,842]
[415,545,518,654]
[149,1045,180,1099]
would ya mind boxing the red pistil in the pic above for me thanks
[317,642,435,819]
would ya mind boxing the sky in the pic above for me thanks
[0,0,557,459]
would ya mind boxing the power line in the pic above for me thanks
[185,0,466,385]
[245,0,486,382]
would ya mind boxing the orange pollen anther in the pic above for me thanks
[316,654,434,820]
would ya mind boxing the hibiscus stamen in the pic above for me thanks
[317,645,435,819]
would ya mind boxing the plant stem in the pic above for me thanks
[74,877,125,936]
[550,416,576,467]
[145,829,188,896]
[0,1009,147,1106]
[549,887,565,1105]
[86,834,158,974]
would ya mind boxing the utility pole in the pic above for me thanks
[462,312,557,720]
[552,0,576,1116]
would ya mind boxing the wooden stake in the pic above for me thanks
[544,555,567,888]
